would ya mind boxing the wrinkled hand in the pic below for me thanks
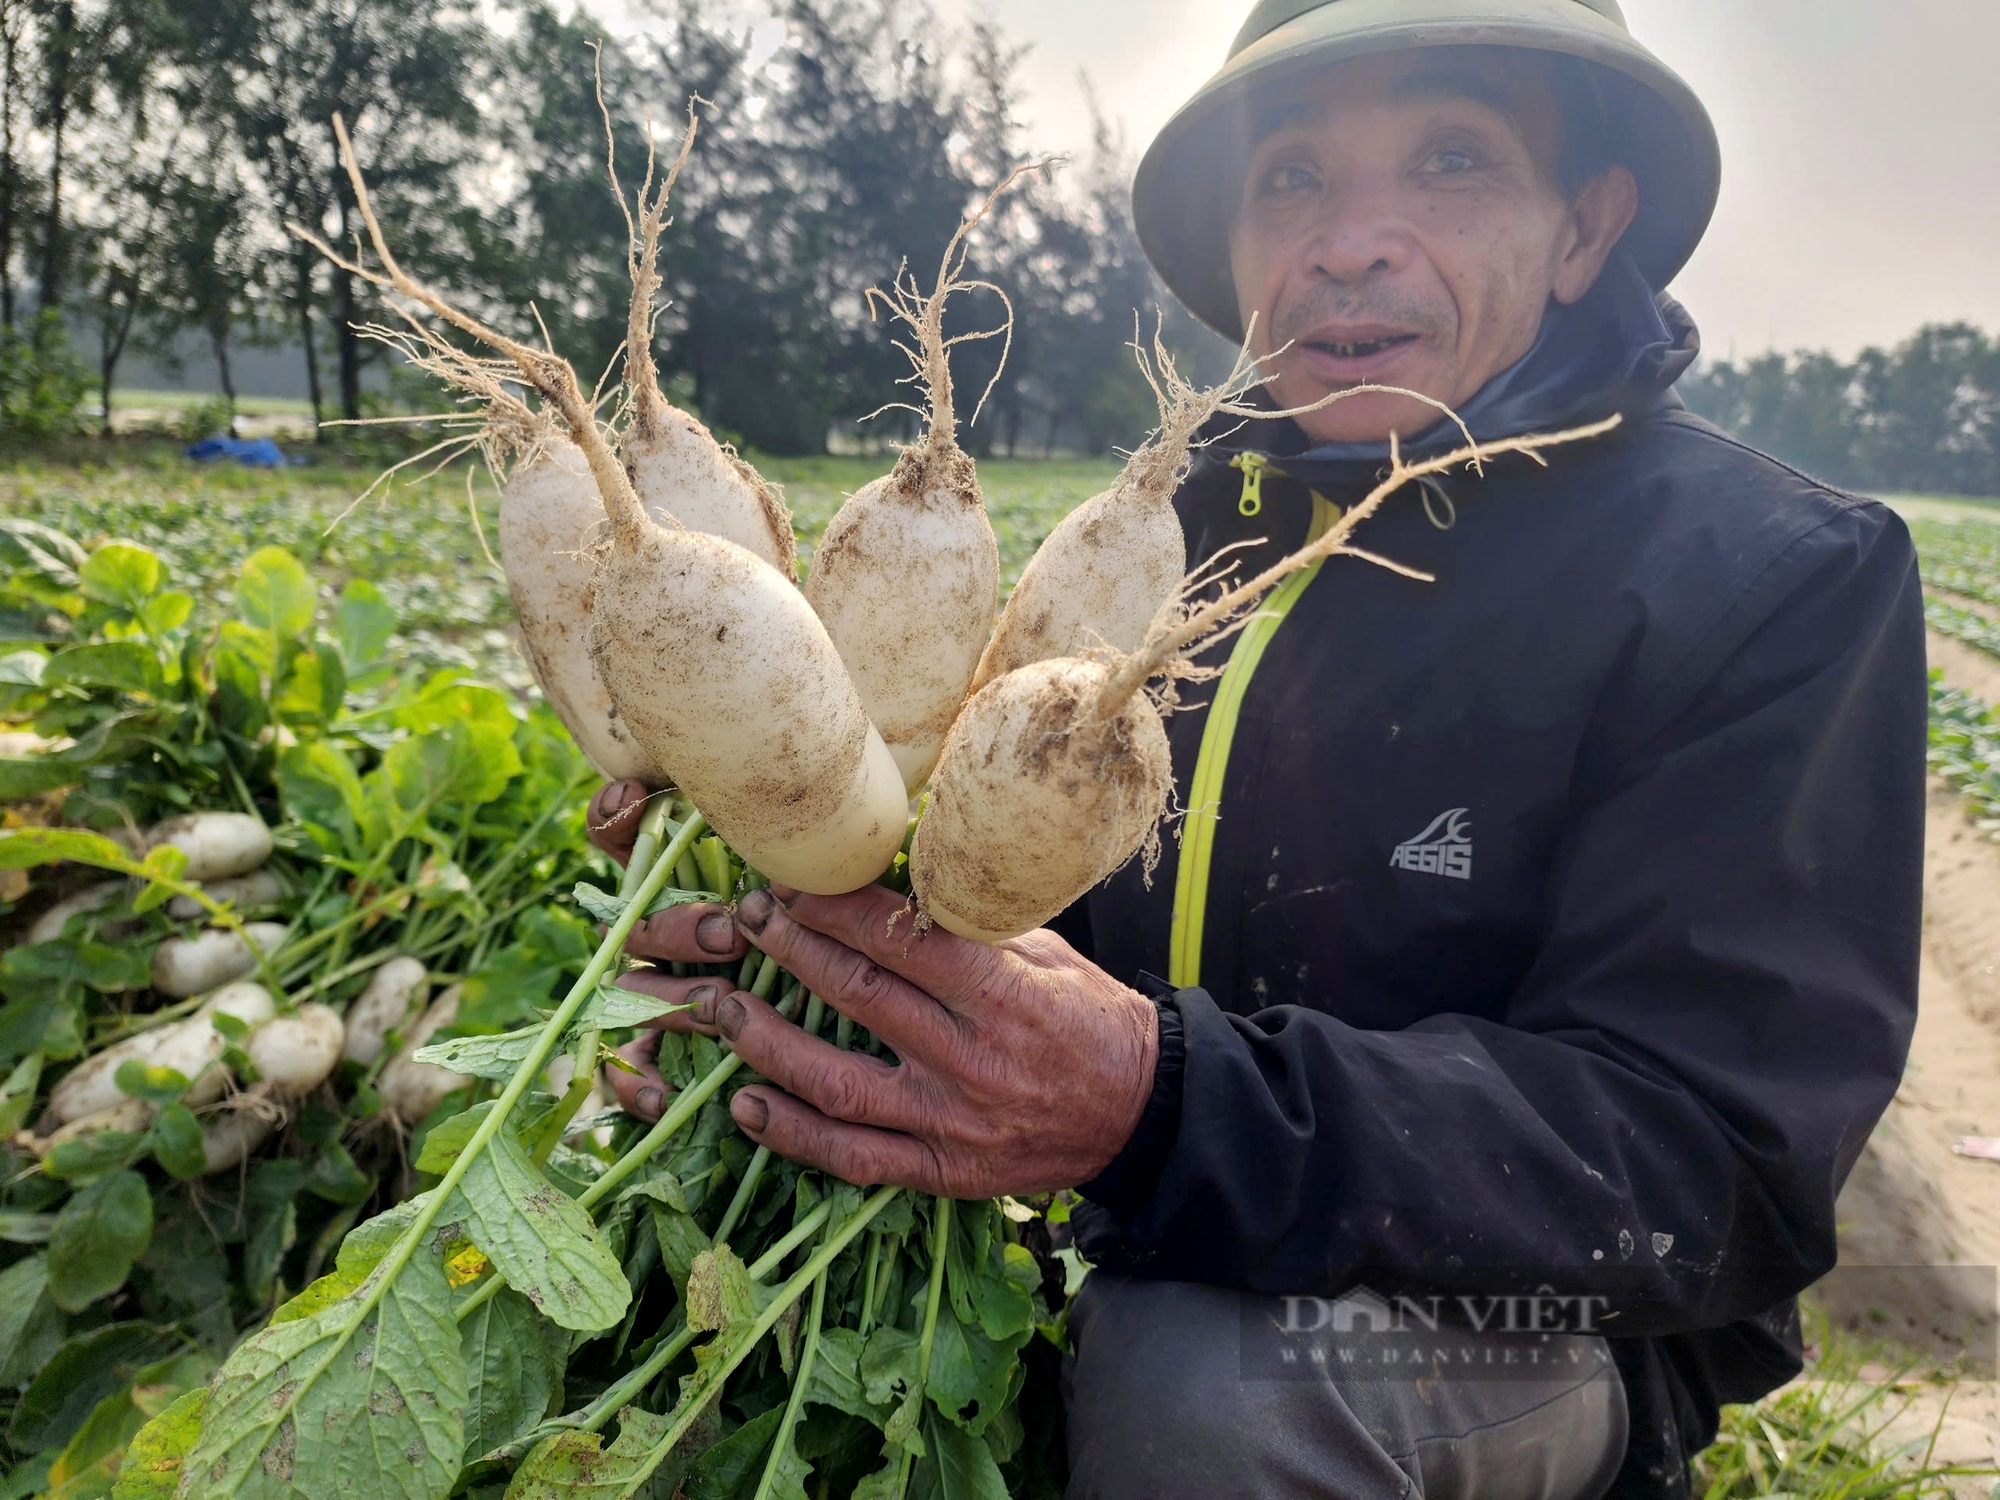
[587,780,750,1119]
[584,779,1160,1198]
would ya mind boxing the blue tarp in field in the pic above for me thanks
[185,436,287,468]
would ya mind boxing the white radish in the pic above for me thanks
[41,981,276,1128]
[341,955,430,1065]
[295,121,905,894]
[246,1004,345,1095]
[379,984,472,1122]
[802,175,1044,791]
[616,112,796,579]
[912,658,1172,943]
[27,880,128,945]
[804,172,1040,792]
[499,111,792,785]
[501,434,670,785]
[28,1099,155,1154]
[166,867,285,920]
[589,523,910,893]
[915,418,1623,940]
[972,329,1363,694]
[150,921,287,998]
[145,812,274,882]
[199,1107,277,1174]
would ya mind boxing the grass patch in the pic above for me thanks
[0,439,1112,686]
[1695,1310,1996,1499]
[106,387,317,416]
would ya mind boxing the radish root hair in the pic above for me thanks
[862,159,1052,484]
[1120,312,1482,509]
[291,114,663,547]
[1097,414,1624,716]
[595,46,703,443]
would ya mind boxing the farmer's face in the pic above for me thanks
[1228,49,1639,444]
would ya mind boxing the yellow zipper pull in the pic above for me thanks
[1231,452,1271,517]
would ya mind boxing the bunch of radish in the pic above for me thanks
[301,103,1625,949]
[92,91,1633,1500]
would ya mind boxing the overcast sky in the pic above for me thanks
[599,0,1999,360]
[937,0,2000,360]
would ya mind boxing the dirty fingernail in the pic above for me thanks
[598,782,635,816]
[696,911,736,953]
[636,1086,666,1119]
[738,889,776,934]
[717,994,749,1041]
[733,1092,769,1133]
[686,984,718,1025]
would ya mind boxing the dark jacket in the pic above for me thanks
[1059,274,1927,1496]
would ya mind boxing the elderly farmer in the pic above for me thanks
[590,1,1926,1495]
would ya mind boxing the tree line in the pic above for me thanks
[1682,321,2000,498]
[0,0,1217,454]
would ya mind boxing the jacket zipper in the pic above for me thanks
[1168,477,1341,988]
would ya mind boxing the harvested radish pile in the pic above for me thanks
[0,80,1619,1500]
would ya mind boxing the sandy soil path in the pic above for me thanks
[1819,630,2000,1478]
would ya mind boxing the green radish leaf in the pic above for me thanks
[576,981,679,1030]
[459,1288,563,1465]
[115,1061,190,1106]
[413,1025,539,1084]
[315,639,346,719]
[244,1160,309,1305]
[48,1169,153,1310]
[884,1389,927,1458]
[235,547,316,642]
[504,1405,671,1500]
[180,1250,466,1500]
[0,1051,44,1136]
[277,741,365,853]
[138,589,193,637]
[0,647,46,686]
[130,844,187,915]
[306,1141,374,1207]
[0,1211,55,1244]
[0,752,81,799]
[332,1192,435,1281]
[947,1209,1038,1344]
[41,641,162,696]
[684,1244,760,1337]
[43,1124,146,1183]
[0,827,129,871]
[9,1322,178,1451]
[336,580,396,671]
[108,1386,206,1500]
[444,1125,630,1333]
[80,941,151,993]
[908,1413,1008,1500]
[924,1305,1025,1438]
[0,1254,54,1379]
[804,1329,890,1423]
[569,883,715,926]
[148,1104,207,1180]
[78,543,163,610]
[859,1326,922,1408]
[571,884,627,926]
[270,1267,363,1326]
[681,1406,784,1500]
[45,1386,147,1494]
[849,1452,906,1500]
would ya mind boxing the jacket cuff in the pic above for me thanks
[1077,983,1188,1219]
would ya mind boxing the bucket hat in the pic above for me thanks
[1133,0,1721,341]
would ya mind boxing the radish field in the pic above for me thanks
[1,452,1991,1500]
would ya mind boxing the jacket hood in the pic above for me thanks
[1193,250,1701,494]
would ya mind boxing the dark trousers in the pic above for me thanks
[1064,1275,1629,1500]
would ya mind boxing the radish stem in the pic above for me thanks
[754,1250,829,1500]
[891,1197,953,1500]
